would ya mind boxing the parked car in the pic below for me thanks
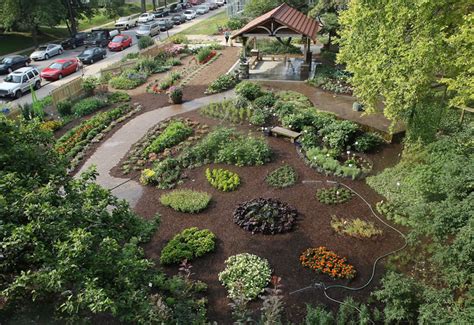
[77,47,107,64]
[115,14,139,29]
[0,67,41,99]
[171,13,187,25]
[195,5,209,15]
[40,58,81,81]
[169,3,182,13]
[216,0,226,6]
[158,18,174,31]
[30,44,63,61]
[180,0,192,9]
[108,34,132,51]
[60,32,87,49]
[183,9,196,20]
[0,55,31,74]
[208,1,218,10]
[84,29,119,48]
[136,22,161,38]
[152,7,170,18]
[190,0,204,5]
[138,12,155,24]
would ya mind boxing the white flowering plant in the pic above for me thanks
[218,253,271,301]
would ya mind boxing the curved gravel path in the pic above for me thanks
[78,90,235,207]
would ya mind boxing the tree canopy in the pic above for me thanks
[337,0,473,141]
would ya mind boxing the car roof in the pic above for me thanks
[13,67,36,73]
[53,59,73,63]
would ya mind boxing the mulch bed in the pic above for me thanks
[130,110,405,323]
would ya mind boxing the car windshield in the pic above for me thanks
[111,36,123,42]
[82,49,94,55]
[138,25,151,30]
[140,14,148,17]
[49,63,63,70]
[158,21,165,25]
[1,58,13,64]
[37,46,47,51]
[5,74,22,83]
[184,10,193,14]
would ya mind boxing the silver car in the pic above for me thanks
[136,22,161,38]
[0,67,41,99]
[30,43,63,61]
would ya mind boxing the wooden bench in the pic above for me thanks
[249,56,259,69]
[270,127,301,143]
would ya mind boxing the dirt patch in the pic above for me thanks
[130,110,405,323]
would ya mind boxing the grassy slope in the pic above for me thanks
[178,11,228,36]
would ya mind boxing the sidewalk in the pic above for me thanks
[78,89,235,207]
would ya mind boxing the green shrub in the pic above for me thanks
[331,216,383,238]
[140,158,182,189]
[276,90,313,107]
[353,133,385,152]
[170,34,188,44]
[122,52,140,61]
[57,100,72,117]
[82,76,98,95]
[107,91,131,103]
[143,120,192,156]
[233,95,251,109]
[168,86,183,104]
[205,168,240,192]
[253,92,276,109]
[206,74,239,94]
[72,97,106,117]
[248,108,269,126]
[266,165,297,188]
[219,253,272,301]
[216,135,272,166]
[235,81,263,100]
[200,100,251,123]
[319,120,360,151]
[159,189,211,213]
[135,57,161,74]
[196,47,212,63]
[138,36,154,49]
[165,58,182,66]
[258,39,302,55]
[109,70,147,89]
[160,227,216,265]
[227,17,247,30]
[316,187,353,204]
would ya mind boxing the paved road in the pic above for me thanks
[0,5,225,108]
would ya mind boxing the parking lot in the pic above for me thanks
[0,4,226,108]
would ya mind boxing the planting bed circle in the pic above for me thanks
[233,198,298,235]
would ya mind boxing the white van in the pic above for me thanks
[115,14,140,30]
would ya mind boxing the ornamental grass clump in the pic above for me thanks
[331,216,383,239]
[143,120,192,156]
[233,198,298,235]
[160,227,216,265]
[205,168,240,192]
[300,247,356,279]
[219,253,272,301]
[265,165,297,188]
[159,189,211,213]
[316,187,353,204]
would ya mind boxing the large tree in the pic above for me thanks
[337,0,473,141]
[308,0,347,50]
[243,0,309,19]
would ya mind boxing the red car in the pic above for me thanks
[108,34,132,51]
[40,58,81,81]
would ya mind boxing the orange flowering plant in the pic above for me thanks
[299,247,356,279]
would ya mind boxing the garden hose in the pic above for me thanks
[290,180,408,323]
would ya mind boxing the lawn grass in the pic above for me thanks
[179,11,229,35]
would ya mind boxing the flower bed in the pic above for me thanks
[56,104,140,168]
[205,168,240,192]
[265,165,297,188]
[316,187,353,204]
[159,189,211,213]
[300,247,356,279]
[233,198,298,235]
[160,227,216,265]
[218,253,272,301]
[205,73,240,94]
[143,120,193,156]
[330,216,383,239]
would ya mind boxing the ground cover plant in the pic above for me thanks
[107,91,131,103]
[316,187,353,204]
[218,253,272,301]
[159,189,212,213]
[72,97,106,117]
[206,73,240,94]
[160,227,216,265]
[141,128,272,189]
[235,81,263,101]
[143,120,193,156]
[233,198,298,235]
[308,65,352,95]
[109,69,148,89]
[200,100,253,124]
[300,247,356,279]
[331,216,383,239]
[265,165,297,188]
[205,168,240,192]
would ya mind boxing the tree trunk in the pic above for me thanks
[141,0,146,12]
[152,0,157,11]
[65,0,77,35]
[32,25,39,47]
